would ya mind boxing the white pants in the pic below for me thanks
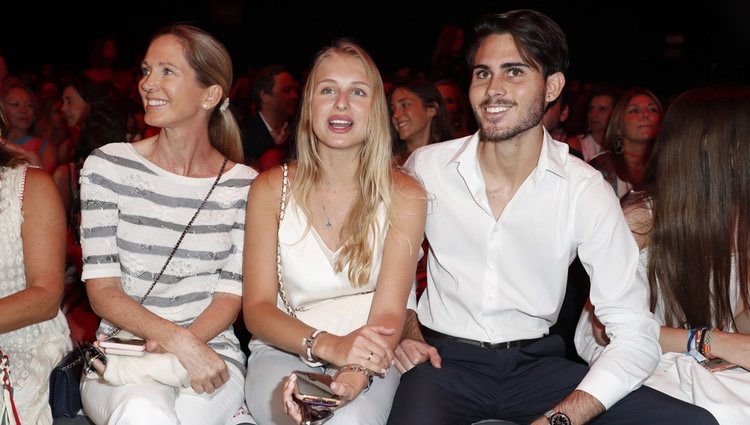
[245,340,400,425]
[81,362,245,425]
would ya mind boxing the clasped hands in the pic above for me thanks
[95,328,230,395]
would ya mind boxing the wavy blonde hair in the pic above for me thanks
[294,39,394,287]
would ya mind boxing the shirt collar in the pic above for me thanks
[449,129,569,181]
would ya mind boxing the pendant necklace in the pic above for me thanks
[322,206,333,229]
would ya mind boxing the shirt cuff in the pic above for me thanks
[81,265,121,282]
[576,367,632,410]
[215,280,242,297]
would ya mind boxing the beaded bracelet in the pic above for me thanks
[301,329,327,364]
[335,364,374,392]
[698,328,715,359]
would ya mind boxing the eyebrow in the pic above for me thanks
[472,61,530,72]
[141,60,178,68]
[316,78,371,87]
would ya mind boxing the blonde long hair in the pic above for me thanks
[294,39,394,287]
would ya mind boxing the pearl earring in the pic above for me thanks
[202,103,209,110]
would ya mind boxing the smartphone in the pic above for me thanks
[293,371,342,408]
[100,337,147,356]
[702,357,742,372]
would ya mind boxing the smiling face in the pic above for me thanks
[310,53,373,152]
[469,34,548,142]
[390,87,435,144]
[138,34,213,130]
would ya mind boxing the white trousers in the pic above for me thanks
[245,340,400,425]
[81,362,245,425]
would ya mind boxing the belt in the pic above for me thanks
[421,327,542,349]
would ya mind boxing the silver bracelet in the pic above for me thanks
[301,329,327,363]
[335,364,374,392]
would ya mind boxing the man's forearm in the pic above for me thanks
[402,309,424,342]
[534,389,605,425]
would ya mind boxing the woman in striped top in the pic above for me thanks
[78,24,256,425]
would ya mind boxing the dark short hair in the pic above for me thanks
[252,65,290,108]
[467,9,568,79]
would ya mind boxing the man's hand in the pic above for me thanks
[394,338,441,373]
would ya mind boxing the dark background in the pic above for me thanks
[5,1,749,100]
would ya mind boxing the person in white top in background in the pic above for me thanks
[387,9,718,425]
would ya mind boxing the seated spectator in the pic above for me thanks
[243,39,426,425]
[79,24,255,425]
[587,88,662,198]
[389,80,454,165]
[576,85,750,424]
[388,10,717,425]
[565,84,622,160]
[241,65,298,168]
[1,79,58,173]
[0,100,71,424]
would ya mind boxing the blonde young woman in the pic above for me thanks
[243,40,427,425]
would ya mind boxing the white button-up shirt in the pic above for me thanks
[404,131,660,409]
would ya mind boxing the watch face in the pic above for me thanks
[550,413,571,425]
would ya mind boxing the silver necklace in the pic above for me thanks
[322,206,333,229]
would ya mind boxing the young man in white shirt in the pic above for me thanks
[387,9,718,425]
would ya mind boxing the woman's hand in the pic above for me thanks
[318,325,395,374]
[282,374,304,425]
[282,373,336,425]
[166,328,229,394]
[330,368,368,401]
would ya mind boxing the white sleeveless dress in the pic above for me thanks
[246,193,398,425]
[275,194,386,315]
[0,165,71,425]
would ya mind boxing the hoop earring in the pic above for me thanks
[614,136,624,154]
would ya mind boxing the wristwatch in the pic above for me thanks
[544,409,571,425]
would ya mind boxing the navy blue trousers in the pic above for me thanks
[387,335,718,425]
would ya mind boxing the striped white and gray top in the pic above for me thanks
[80,142,257,371]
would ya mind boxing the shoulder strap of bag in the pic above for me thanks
[276,163,296,317]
